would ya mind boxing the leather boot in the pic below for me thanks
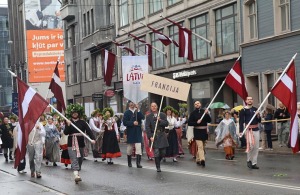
[9,151,13,161]
[155,157,161,172]
[136,155,142,168]
[4,154,8,162]
[127,155,132,167]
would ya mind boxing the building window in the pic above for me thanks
[134,36,146,55]
[248,2,257,39]
[279,0,290,31]
[133,0,144,21]
[73,62,78,83]
[119,0,129,27]
[215,3,238,56]
[149,0,163,14]
[87,11,90,35]
[120,42,131,56]
[91,9,95,33]
[93,53,102,78]
[83,13,87,37]
[65,28,69,49]
[84,58,91,81]
[190,14,210,60]
[67,64,71,85]
[168,0,180,6]
[169,23,185,65]
[151,32,165,69]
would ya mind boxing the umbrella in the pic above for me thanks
[210,102,230,109]
[233,105,244,112]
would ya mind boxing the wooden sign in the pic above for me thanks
[141,74,191,101]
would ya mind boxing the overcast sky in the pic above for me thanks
[0,0,7,7]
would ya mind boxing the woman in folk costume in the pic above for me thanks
[163,106,179,162]
[45,116,60,166]
[101,108,121,164]
[58,118,71,168]
[89,109,104,162]
[173,110,186,157]
[215,110,237,160]
[0,116,14,162]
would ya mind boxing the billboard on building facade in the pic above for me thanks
[24,0,65,82]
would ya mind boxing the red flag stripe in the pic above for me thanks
[102,50,116,86]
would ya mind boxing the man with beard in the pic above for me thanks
[188,101,211,167]
[239,96,261,169]
[64,104,95,183]
[146,102,169,172]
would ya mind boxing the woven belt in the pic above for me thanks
[71,133,83,158]
[194,126,207,130]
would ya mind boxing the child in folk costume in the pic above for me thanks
[215,111,237,160]
[89,109,104,162]
[101,108,121,164]
[45,116,60,166]
[58,118,71,168]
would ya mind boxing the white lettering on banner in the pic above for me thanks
[173,70,197,79]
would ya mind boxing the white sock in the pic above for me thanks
[73,171,78,176]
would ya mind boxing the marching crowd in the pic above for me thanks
[0,97,300,183]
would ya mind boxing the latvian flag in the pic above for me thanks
[14,78,48,168]
[114,42,136,56]
[147,25,179,47]
[128,33,153,66]
[102,49,116,86]
[49,60,66,112]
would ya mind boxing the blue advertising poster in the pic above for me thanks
[12,92,18,116]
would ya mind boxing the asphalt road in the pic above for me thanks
[0,143,300,195]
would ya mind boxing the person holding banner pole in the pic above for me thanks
[188,101,211,167]
[239,96,261,169]
[146,102,169,172]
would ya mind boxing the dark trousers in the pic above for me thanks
[265,130,273,149]
[240,135,246,148]
[154,148,166,158]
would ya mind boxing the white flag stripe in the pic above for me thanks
[22,87,36,118]
[17,123,22,153]
[183,31,188,58]
[291,113,298,147]
[53,73,63,88]
[281,74,293,93]
[229,69,242,84]
[104,50,108,74]
[157,34,168,40]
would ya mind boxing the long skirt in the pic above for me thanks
[143,131,154,159]
[83,137,90,157]
[45,138,60,162]
[101,130,121,159]
[165,129,179,158]
[60,144,71,165]
[175,128,184,155]
[92,131,104,158]
[189,139,198,158]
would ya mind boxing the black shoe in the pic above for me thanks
[230,156,235,160]
[53,162,57,166]
[200,160,205,167]
[4,154,8,162]
[83,158,86,160]
[247,161,252,169]
[136,155,142,168]
[102,158,106,161]
[127,155,132,167]
[65,164,68,167]
[45,161,49,165]
[252,164,259,169]
[196,161,201,165]
[94,159,98,162]
[155,157,161,172]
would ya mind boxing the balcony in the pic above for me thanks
[60,0,77,21]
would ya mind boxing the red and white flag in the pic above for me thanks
[128,33,153,66]
[14,78,48,168]
[224,58,248,101]
[48,60,66,112]
[102,49,116,86]
[164,17,193,61]
[146,25,179,47]
[271,61,299,153]
[113,41,136,56]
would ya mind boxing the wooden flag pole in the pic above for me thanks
[150,96,164,152]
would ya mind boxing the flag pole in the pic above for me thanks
[241,53,298,136]
[150,95,164,151]
[160,14,212,45]
[92,43,121,58]
[121,29,166,55]
[49,104,93,142]
[105,37,141,56]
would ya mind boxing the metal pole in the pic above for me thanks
[150,96,164,151]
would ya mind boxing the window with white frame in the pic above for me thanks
[133,0,144,21]
[248,2,257,39]
[120,42,131,56]
[151,32,165,69]
[84,58,91,81]
[190,14,210,60]
[169,23,185,65]
[83,13,87,36]
[119,0,129,27]
[279,0,290,31]
[92,53,102,79]
[134,36,146,55]
[215,3,238,56]
[149,0,163,14]
[91,9,95,33]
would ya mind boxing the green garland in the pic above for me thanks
[163,105,175,113]
[91,108,101,117]
[9,115,18,121]
[65,103,84,119]
[102,107,114,120]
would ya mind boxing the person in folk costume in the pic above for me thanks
[123,101,144,168]
[58,117,71,168]
[173,110,186,157]
[89,109,105,162]
[143,111,154,160]
[215,110,238,160]
[0,116,14,162]
[146,102,169,172]
[188,101,211,167]
[27,119,46,178]
[39,113,47,159]
[45,116,60,166]
[162,106,179,162]
[239,96,261,169]
[64,104,96,183]
[101,108,122,164]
